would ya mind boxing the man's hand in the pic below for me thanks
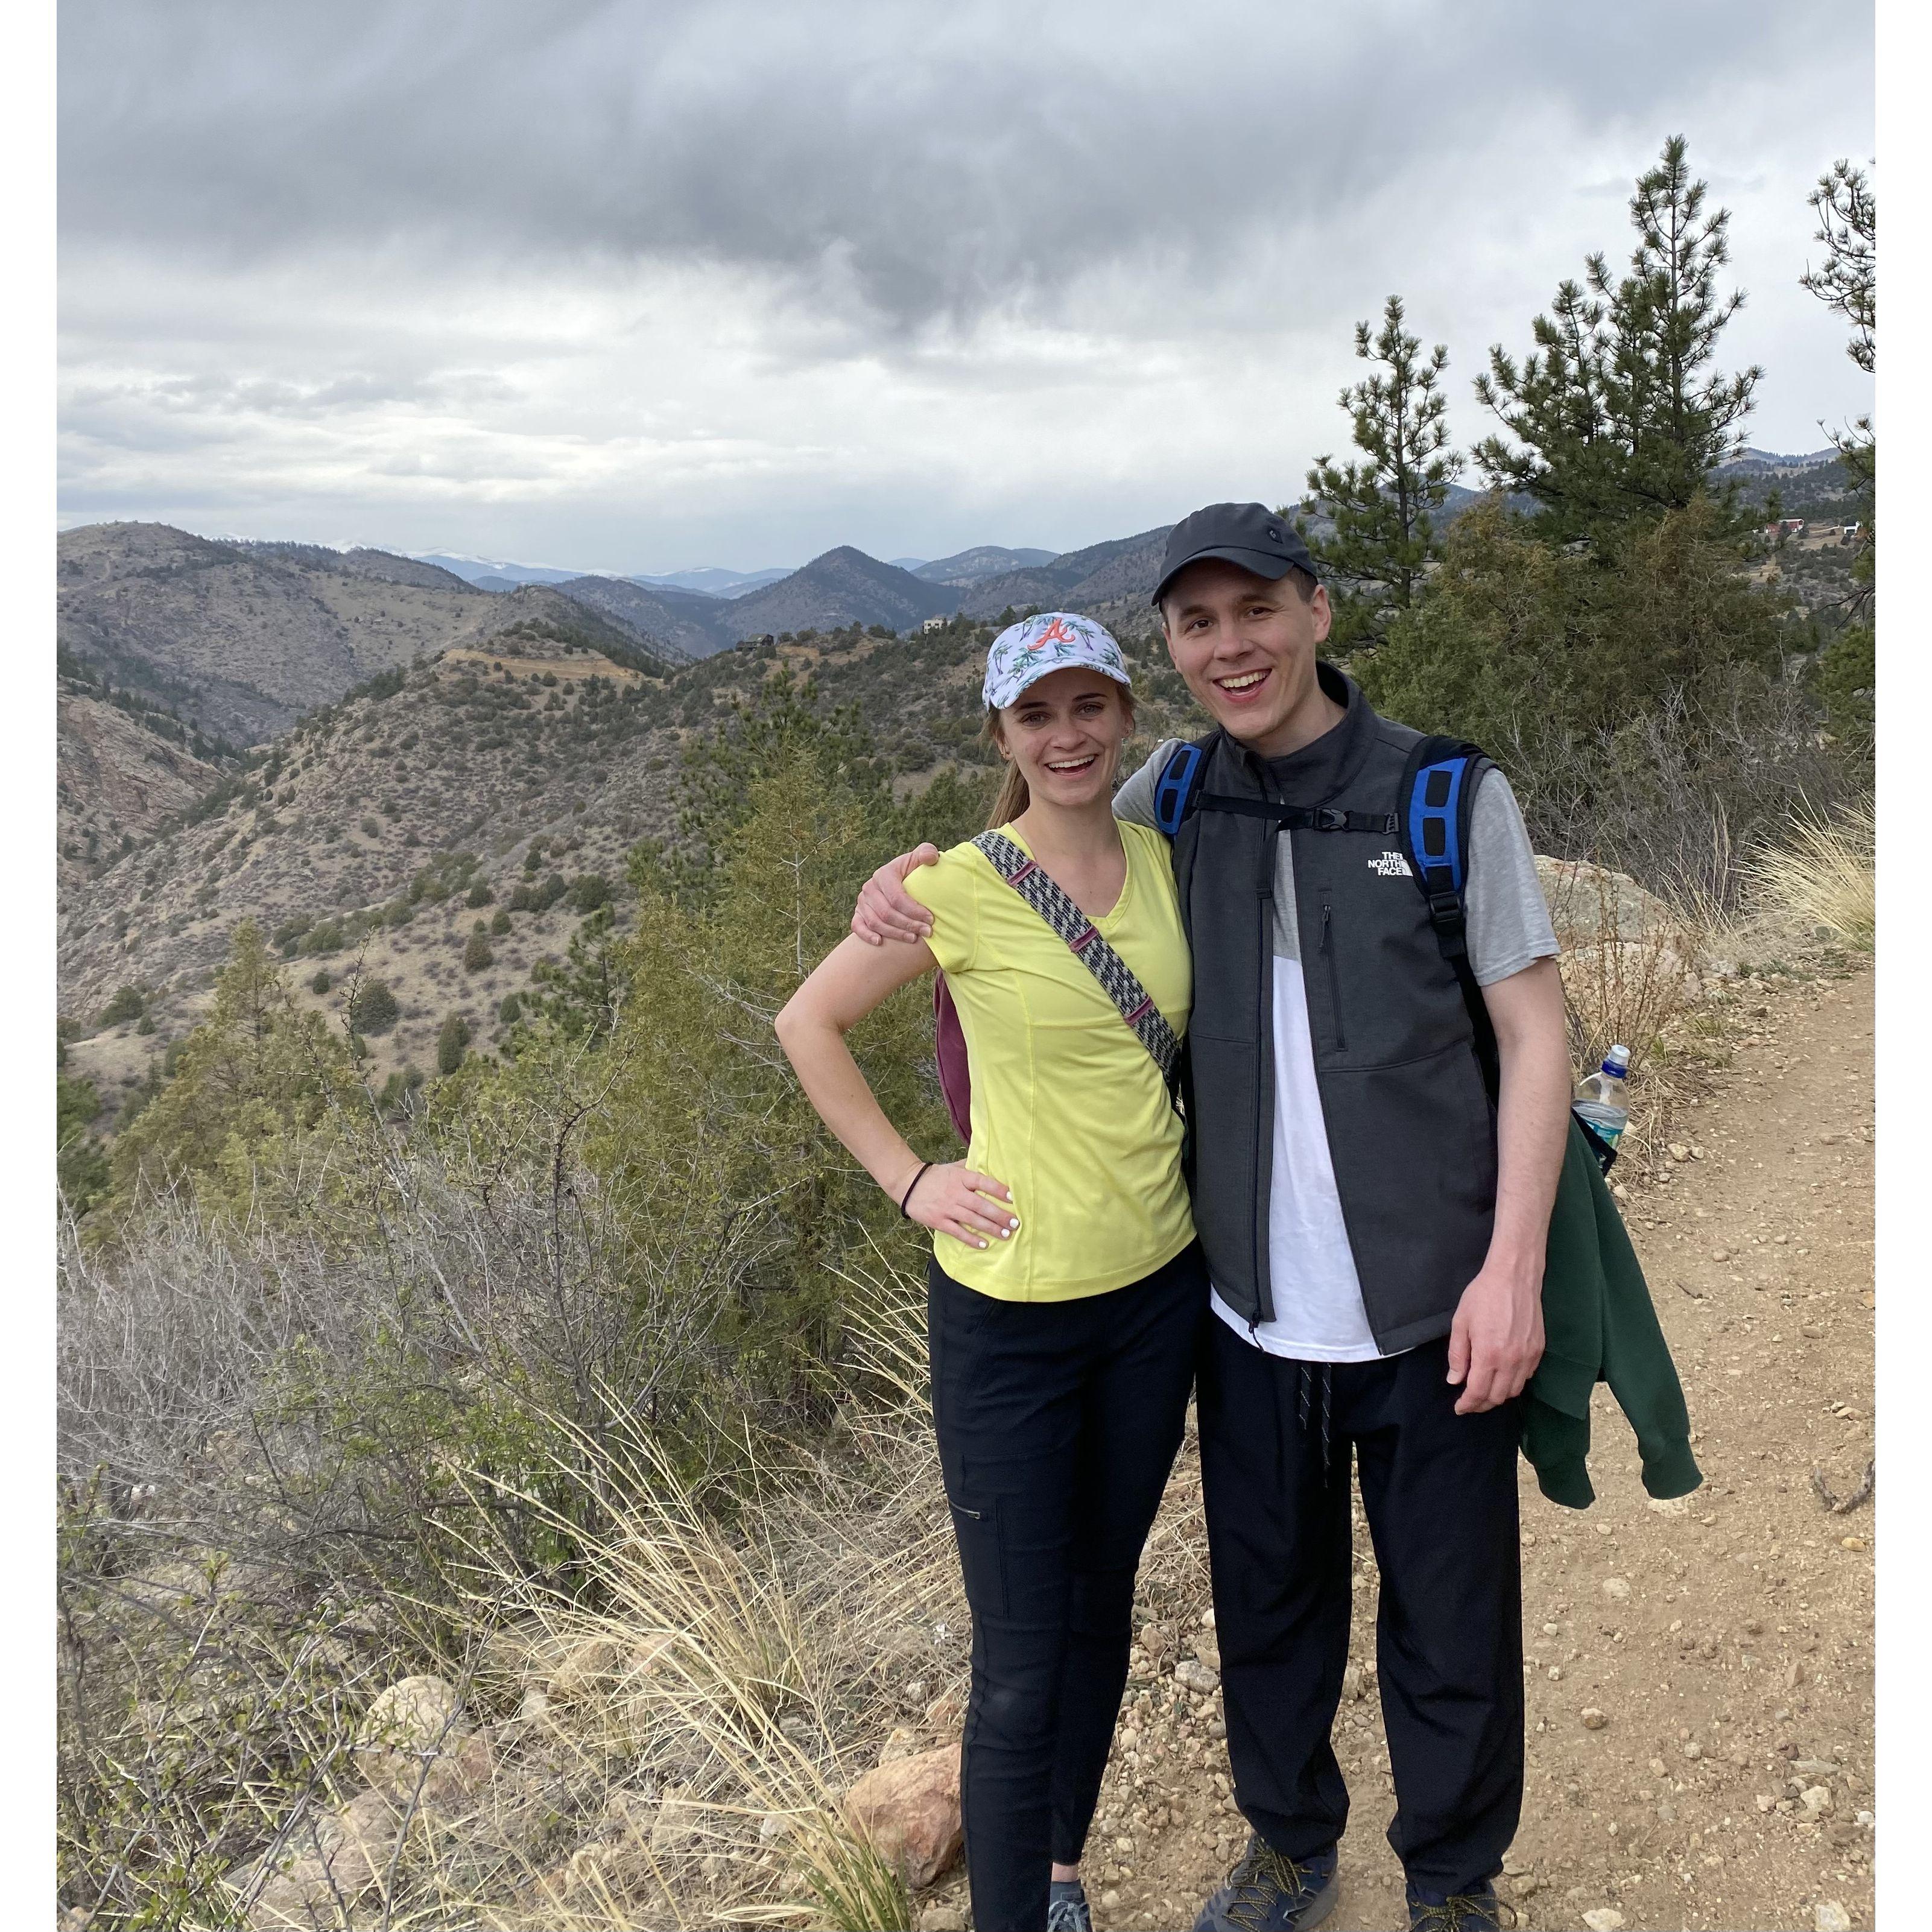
[1446,1259,1545,1414]
[853,845,941,946]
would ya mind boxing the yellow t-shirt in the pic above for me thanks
[905,819,1194,1301]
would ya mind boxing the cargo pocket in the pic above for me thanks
[947,1495,1007,1620]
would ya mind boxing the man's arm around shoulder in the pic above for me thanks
[849,738,1179,945]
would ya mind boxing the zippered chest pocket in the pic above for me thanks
[1319,895,1346,1052]
[1306,877,1474,1068]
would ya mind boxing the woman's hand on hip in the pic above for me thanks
[902,1164,1019,1248]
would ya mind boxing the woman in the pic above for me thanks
[776,612,1204,1932]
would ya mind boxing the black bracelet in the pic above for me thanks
[899,1162,934,1217]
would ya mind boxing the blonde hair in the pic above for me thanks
[983,685,1136,829]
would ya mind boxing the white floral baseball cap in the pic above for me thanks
[981,611,1133,711]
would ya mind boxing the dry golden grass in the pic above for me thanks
[1746,803,1876,951]
[435,1259,960,1931]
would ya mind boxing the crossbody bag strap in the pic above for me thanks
[971,830,1180,1086]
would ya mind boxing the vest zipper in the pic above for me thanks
[1253,822,1277,1313]
[1321,901,1347,1050]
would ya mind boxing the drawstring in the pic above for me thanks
[1296,1362,1335,1482]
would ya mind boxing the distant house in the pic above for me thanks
[921,615,946,633]
[1778,518,1807,537]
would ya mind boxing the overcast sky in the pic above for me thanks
[59,0,1873,574]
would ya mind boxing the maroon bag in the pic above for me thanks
[933,974,974,1142]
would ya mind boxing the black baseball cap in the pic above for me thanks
[1151,501,1318,608]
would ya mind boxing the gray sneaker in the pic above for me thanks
[1048,1878,1094,1932]
[1190,1834,1340,1932]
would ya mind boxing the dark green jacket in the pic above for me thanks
[1522,1120,1703,1509]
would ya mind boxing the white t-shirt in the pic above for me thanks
[1114,742,1559,1362]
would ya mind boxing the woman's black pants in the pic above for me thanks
[927,1243,1205,1932]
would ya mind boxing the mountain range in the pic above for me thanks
[56,518,1185,742]
[416,548,1062,598]
[55,610,1208,1108]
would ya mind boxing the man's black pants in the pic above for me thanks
[1196,1314,1525,1896]
[928,1244,1206,1932]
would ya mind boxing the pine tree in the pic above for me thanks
[436,1012,471,1076]
[1295,295,1462,649]
[1801,157,1876,728]
[110,920,352,1200]
[1474,136,1761,541]
[347,976,400,1036]
[1802,159,1875,376]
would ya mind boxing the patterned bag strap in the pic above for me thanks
[971,830,1180,1085]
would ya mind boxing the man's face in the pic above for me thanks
[1160,559,1332,754]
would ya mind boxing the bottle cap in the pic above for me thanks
[1603,1044,1631,1072]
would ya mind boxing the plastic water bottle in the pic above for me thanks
[1573,1044,1632,1147]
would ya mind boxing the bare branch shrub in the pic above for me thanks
[1501,671,1865,918]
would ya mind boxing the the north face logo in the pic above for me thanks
[1367,851,1413,877]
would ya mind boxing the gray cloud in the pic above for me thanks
[59,0,1873,567]
[64,0,1862,328]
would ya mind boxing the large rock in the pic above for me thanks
[353,1675,473,1801]
[236,1788,404,1927]
[650,1784,706,1856]
[1536,854,1704,1047]
[550,1633,628,1701]
[1535,855,1680,946]
[843,1743,963,1889]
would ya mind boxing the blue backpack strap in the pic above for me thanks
[1398,735,1499,1100]
[1152,734,1215,836]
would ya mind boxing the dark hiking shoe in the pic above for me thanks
[1048,1878,1093,1932]
[1406,1880,1504,1931]
[1189,1834,1339,1932]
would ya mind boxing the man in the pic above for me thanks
[855,504,1572,1932]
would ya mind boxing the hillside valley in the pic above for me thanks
[57,680,232,895]
[56,611,1209,1111]
[58,524,681,744]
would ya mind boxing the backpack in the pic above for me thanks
[931,829,1180,1144]
[1150,731,1619,1174]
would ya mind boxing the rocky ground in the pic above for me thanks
[911,960,1875,1932]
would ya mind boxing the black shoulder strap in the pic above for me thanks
[1398,735,1500,1102]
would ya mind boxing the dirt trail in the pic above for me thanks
[1013,964,1874,1932]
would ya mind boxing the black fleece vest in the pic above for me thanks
[1173,665,1497,1354]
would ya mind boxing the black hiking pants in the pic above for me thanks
[1197,1315,1525,1896]
[928,1243,1206,1932]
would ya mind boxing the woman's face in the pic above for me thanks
[996,668,1133,811]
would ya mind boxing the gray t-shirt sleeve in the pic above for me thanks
[1466,770,1559,985]
[1111,736,1180,831]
